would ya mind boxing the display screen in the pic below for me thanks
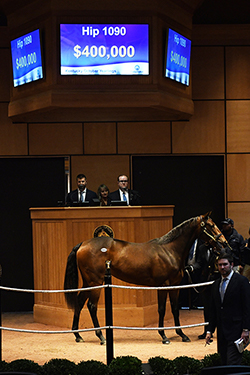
[165,28,191,86]
[11,29,43,87]
[60,24,149,75]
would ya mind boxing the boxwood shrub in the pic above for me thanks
[76,359,109,375]
[7,358,44,374]
[109,355,142,375]
[1,351,249,374]
[42,358,77,375]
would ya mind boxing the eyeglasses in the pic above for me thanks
[119,180,128,183]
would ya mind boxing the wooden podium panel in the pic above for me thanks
[30,206,174,328]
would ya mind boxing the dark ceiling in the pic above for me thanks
[193,0,250,24]
[0,13,6,26]
[0,0,250,26]
[0,1,249,26]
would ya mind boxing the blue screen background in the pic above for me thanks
[11,29,43,87]
[60,24,149,75]
[165,28,191,86]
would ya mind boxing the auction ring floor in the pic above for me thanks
[2,309,217,365]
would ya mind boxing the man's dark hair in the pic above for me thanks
[77,174,86,180]
[117,174,129,182]
[218,251,234,263]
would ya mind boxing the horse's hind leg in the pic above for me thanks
[87,289,106,345]
[157,290,170,344]
[72,291,88,342]
[169,290,190,342]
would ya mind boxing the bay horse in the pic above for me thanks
[64,213,228,344]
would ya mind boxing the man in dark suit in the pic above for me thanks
[221,217,246,267]
[109,174,141,206]
[66,173,98,206]
[185,239,220,338]
[205,252,250,365]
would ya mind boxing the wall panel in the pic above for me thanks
[84,122,116,154]
[0,49,10,101]
[172,101,225,154]
[70,155,130,193]
[227,101,250,153]
[117,122,171,154]
[227,154,250,202]
[192,46,224,100]
[29,123,83,155]
[226,46,250,99]
[228,202,250,240]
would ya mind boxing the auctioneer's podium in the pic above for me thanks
[30,205,174,328]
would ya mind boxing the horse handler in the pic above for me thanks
[205,252,250,365]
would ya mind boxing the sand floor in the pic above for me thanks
[1,309,217,365]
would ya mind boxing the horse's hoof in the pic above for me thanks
[75,337,84,343]
[162,338,170,344]
[182,336,191,342]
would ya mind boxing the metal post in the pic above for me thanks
[0,264,2,361]
[104,260,114,366]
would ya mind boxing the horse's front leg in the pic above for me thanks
[157,289,170,344]
[72,291,88,342]
[87,289,106,345]
[169,290,190,342]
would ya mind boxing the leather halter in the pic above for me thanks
[199,216,223,248]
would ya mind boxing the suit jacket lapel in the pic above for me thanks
[214,278,222,305]
[222,272,235,303]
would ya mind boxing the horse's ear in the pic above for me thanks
[203,211,212,219]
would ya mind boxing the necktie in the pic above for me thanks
[123,192,127,202]
[220,278,227,302]
[80,191,84,202]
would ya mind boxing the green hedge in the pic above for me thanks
[0,351,250,374]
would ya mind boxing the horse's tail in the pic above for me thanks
[64,242,82,309]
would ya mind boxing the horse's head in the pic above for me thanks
[198,212,229,252]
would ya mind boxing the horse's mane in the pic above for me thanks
[150,217,197,245]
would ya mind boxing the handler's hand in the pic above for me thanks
[241,330,249,346]
[205,333,212,346]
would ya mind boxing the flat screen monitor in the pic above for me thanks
[10,29,43,87]
[71,201,90,207]
[110,200,128,206]
[92,198,101,206]
[60,24,149,75]
[165,28,191,86]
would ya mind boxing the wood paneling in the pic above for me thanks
[0,103,28,155]
[32,220,68,307]
[228,202,250,240]
[0,26,9,48]
[30,206,174,327]
[226,47,250,99]
[0,49,10,101]
[84,122,116,154]
[192,47,224,100]
[227,101,250,153]
[117,122,171,154]
[227,154,250,201]
[29,123,83,155]
[172,101,225,154]
[70,155,130,193]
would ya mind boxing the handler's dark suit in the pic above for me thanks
[207,272,250,365]
[66,188,98,205]
[109,189,141,206]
